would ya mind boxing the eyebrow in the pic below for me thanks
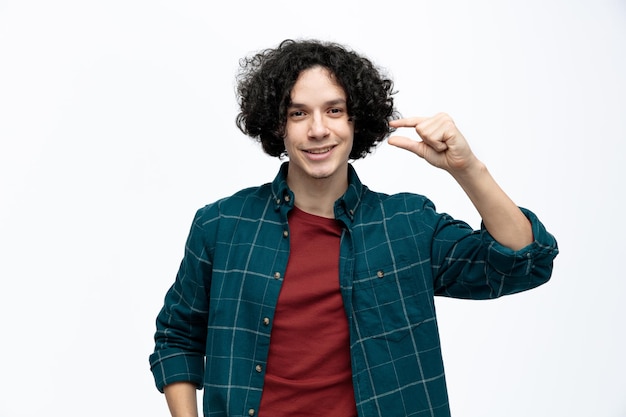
[288,98,347,109]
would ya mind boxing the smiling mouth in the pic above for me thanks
[304,146,334,154]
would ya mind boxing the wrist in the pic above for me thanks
[449,157,486,184]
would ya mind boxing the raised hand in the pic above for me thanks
[388,112,533,250]
[388,113,478,175]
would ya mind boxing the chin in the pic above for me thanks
[307,170,333,180]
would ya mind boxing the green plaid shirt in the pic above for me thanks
[150,162,558,417]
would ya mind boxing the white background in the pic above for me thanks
[1,1,625,416]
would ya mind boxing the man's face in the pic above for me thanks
[284,66,354,185]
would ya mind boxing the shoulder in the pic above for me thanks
[194,183,274,223]
[360,187,437,214]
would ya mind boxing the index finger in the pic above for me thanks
[389,117,428,128]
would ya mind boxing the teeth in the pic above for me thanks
[307,147,331,154]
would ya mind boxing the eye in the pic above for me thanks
[289,110,306,119]
[328,108,344,116]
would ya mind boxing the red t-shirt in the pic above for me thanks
[258,207,357,417]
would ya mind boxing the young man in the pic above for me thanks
[149,39,558,417]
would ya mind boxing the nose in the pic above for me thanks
[308,112,330,139]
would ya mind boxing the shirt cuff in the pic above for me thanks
[481,207,559,276]
[149,349,205,393]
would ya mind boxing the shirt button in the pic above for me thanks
[377,270,384,278]
[255,364,262,373]
[284,195,291,202]
[273,272,281,279]
[282,230,289,238]
[248,409,255,416]
[263,317,270,326]
[275,198,281,204]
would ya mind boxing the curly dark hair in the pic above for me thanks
[235,39,398,159]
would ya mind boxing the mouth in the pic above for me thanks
[304,146,334,155]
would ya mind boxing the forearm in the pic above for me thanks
[164,382,199,417]
[451,160,533,251]
[387,114,535,250]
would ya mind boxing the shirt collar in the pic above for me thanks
[271,162,364,224]
[271,162,295,211]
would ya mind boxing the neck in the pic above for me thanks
[286,166,349,219]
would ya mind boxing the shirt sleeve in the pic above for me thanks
[431,205,559,299]
[149,205,216,392]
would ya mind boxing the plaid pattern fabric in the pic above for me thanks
[150,162,558,417]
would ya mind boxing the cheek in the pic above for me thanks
[284,123,302,140]
[330,119,353,136]
[340,122,355,142]
[283,133,302,154]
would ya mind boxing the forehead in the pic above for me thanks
[290,66,346,102]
